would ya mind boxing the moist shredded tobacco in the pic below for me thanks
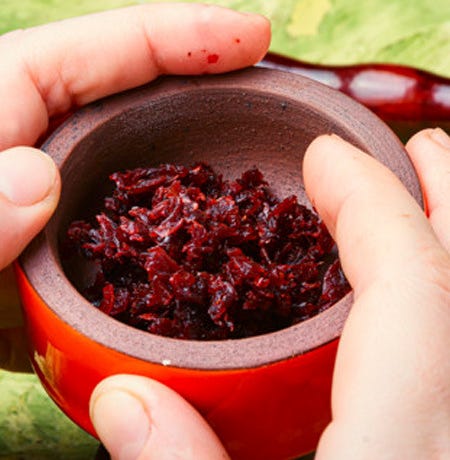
[67,163,350,340]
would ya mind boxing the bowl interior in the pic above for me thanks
[21,68,421,369]
[57,80,318,289]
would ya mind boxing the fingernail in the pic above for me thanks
[429,127,450,150]
[0,148,57,206]
[91,389,151,460]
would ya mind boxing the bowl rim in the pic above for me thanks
[20,67,421,370]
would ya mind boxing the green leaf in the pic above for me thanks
[0,370,98,459]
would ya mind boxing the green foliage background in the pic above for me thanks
[1,0,450,76]
[0,0,449,458]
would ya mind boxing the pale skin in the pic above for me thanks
[0,4,449,460]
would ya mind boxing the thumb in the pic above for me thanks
[0,146,60,269]
[90,375,229,460]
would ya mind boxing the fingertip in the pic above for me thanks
[430,127,450,149]
[303,134,353,234]
[216,8,271,70]
[405,128,450,178]
[245,13,272,61]
[405,127,432,148]
[304,133,337,173]
[90,379,151,460]
[406,127,450,152]
[405,127,450,251]
[90,375,229,460]
[0,147,60,207]
[0,147,60,269]
[147,4,271,75]
[304,134,349,169]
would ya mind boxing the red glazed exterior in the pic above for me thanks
[16,264,337,459]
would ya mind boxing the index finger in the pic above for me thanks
[0,4,270,150]
[303,134,449,294]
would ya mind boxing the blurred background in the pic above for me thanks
[1,0,449,458]
[2,0,450,76]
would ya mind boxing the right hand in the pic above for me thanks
[308,129,450,459]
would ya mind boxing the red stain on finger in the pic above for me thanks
[207,54,219,64]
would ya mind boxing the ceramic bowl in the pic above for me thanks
[16,67,422,459]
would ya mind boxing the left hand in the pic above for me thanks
[0,3,270,371]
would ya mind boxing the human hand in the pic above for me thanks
[90,128,449,460]
[0,3,270,370]
[307,129,450,459]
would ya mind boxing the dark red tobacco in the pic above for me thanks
[67,163,350,340]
